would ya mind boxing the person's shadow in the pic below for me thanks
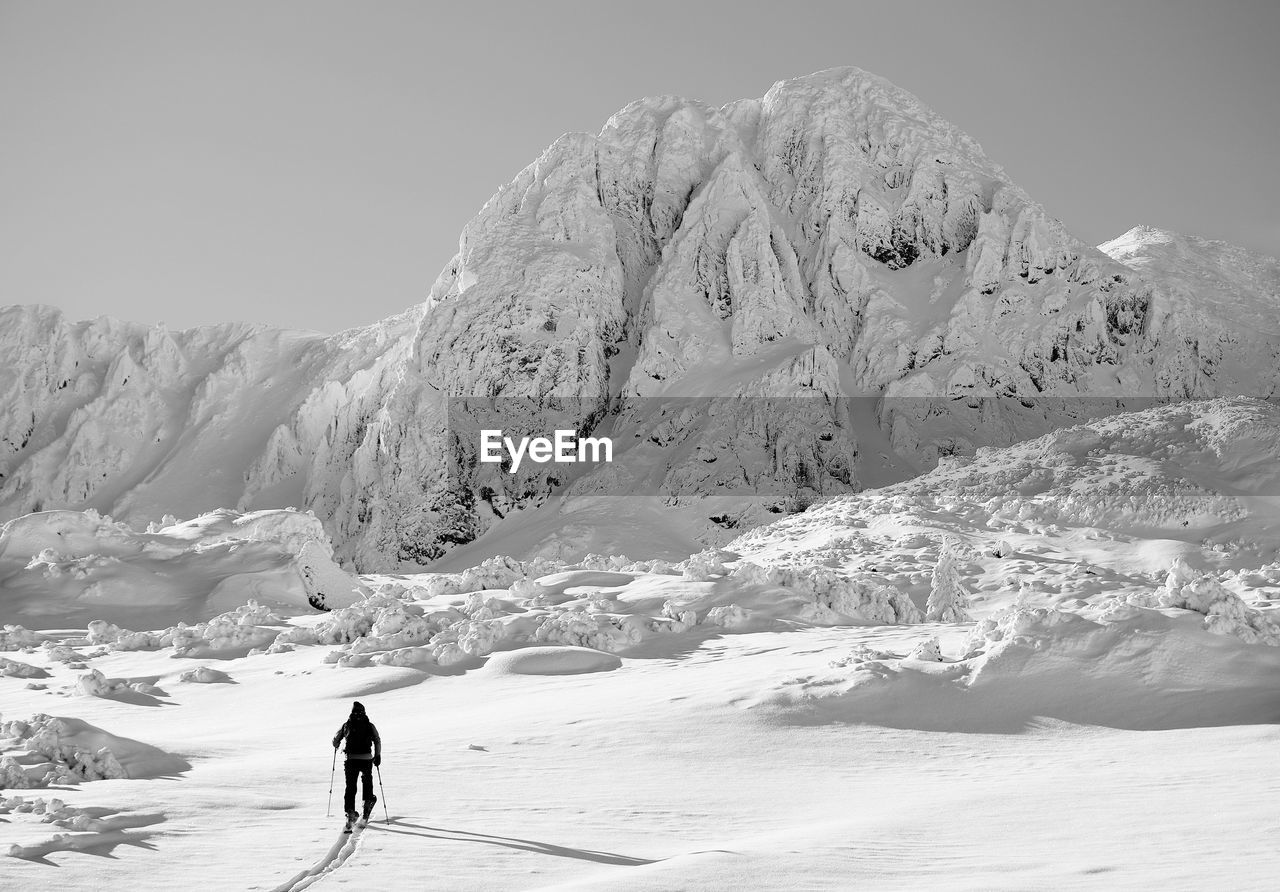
[372,818,735,867]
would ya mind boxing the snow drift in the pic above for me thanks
[731,397,1280,582]
[483,646,622,676]
[751,605,1280,732]
[0,714,189,789]
[0,508,366,628]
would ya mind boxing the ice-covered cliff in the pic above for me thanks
[2,68,1275,570]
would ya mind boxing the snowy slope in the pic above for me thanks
[4,69,1278,571]
[729,397,1280,630]
[2,399,1279,889]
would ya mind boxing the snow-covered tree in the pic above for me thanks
[926,536,972,623]
[907,635,943,661]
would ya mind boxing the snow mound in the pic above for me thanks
[168,602,287,657]
[415,556,562,599]
[0,625,41,649]
[0,714,189,789]
[1126,558,1280,645]
[0,508,367,627]
[0,657,48,679]
[483,646,622,676]
[179,666,234,684]
[82,601,289,659]
[722,562,921,625]
[532,570,639,595]
[75,668,162,699]
[751,605,1280,731]
[299,557,924,676]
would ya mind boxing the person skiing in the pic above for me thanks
[332,701,382,830]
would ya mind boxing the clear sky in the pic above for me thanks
[1,0,1277,332]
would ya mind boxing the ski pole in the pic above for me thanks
[375,764,389,823]
[326,746,337,817]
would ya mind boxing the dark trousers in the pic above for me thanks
[343,759,374,815]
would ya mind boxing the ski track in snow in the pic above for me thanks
[269,823,368,892]
[265,815,673,891]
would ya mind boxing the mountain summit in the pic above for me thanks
[2,68,1275,570]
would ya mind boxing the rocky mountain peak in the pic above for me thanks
[2,69,1275,570]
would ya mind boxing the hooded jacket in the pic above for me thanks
[332,702,382,761]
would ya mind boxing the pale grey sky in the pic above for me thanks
[1,0,1277,332]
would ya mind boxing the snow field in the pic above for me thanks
[2,398,1280,888]
[2,529,1278,889]
[2,580,1279,889]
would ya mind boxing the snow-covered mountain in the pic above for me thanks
[2,68,1277,571]
[0,305,418,519]
[1100,225,1280,397]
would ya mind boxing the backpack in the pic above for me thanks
[345,716,374,752]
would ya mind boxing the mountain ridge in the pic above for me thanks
[2,67,1276,570]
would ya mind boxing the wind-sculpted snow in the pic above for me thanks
[178,666,234,684]
[3,794,166,862]
[2,71,1277,570]
[0,626,41,650]
[74,668,166,700]
[267,552,926,672]
[731,397,1280,574]
[750,604,1280,731]
[0,657,47,679]
[85,602,292,661]
[0,541,926,710]
[1124,557,1280,645]
[0,508,366,627]
[0,714,187,789]
[483,645,622,675]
